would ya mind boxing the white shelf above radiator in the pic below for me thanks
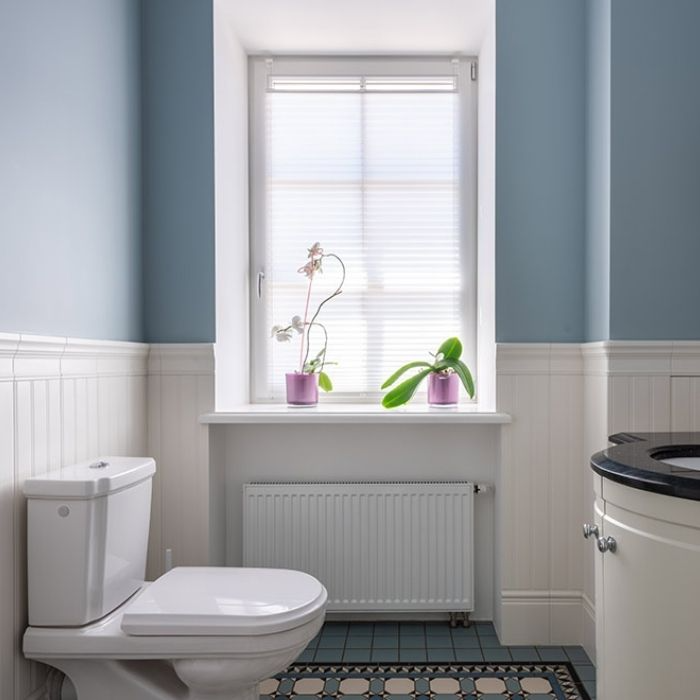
[200,403,511,425]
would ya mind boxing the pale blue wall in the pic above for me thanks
[0,0,142,341]
[495,0,587,342]
[608,0,700,339]
[6,1,697,345]
[585,0,611,341]
[141,0,216,343]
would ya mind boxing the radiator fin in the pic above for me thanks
[243,482,474,612]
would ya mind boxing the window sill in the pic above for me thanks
[200,403,511,425]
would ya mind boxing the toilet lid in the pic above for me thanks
[121,567,327,636]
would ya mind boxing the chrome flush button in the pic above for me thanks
[89,460,109,469]
[57,505,70,518]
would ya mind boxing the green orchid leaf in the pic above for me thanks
[440,358,475,398]
[381,361,434,389]
[381,368,433,409]
[437,337,463,361]
[318,371,333,392]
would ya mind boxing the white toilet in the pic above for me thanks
[22,457,327,700]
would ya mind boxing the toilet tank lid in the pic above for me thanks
[23,457,156,499]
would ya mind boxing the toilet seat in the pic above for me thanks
[24,568,327,660]
[121,567,326,636]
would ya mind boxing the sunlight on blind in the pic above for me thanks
[263,81,462,399]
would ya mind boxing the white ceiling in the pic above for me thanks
[217,0,493,55]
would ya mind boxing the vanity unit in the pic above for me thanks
[588,433,700,700]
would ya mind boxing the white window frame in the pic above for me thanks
[248,55,478,403]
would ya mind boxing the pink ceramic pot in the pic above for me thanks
[428,372,459,406]
[285,372,318,406]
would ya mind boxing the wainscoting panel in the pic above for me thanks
[146,345,215,580]
[496,344,585,646]
[0,334,148,700]
[671,376,700,430]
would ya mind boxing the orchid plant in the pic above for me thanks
[271,242,345,392]
[381,337,475,408]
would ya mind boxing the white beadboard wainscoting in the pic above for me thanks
[496,344,585,647]
[0,334,148,700]
[498,341,700,662]
[5,336,700,699]
[146,344,215,580]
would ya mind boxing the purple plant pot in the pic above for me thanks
[428,372,459,407]
[285,372,318,406]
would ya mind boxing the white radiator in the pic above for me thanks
[243,482,474,613]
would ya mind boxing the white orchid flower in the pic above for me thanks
[271,325,293,342]
[291,316,304,334]
[297,258,322,278]
[307,242,324,259]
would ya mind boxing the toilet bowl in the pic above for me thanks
[22,458,327,700]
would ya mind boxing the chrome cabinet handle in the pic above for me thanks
[582,523,599,539]
[597,536,617,553]
[257,271,265,299]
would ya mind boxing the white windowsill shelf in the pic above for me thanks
[200,403,511,425]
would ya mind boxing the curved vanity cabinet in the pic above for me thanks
[589,432,700,700]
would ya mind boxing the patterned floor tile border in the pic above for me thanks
[264,663,591,700]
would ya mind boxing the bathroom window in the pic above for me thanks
[249,56,477,402]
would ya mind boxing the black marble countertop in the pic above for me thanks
[590,432,700,501]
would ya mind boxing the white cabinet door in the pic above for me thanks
[599,509,700,699]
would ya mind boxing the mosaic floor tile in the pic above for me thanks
[268,663,591,700]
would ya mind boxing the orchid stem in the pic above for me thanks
[302,254,346,371]
[299,275,314,373]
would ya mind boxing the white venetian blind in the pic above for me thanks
[254,62,468,400]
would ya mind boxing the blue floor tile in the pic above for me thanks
[476,622,496,634]
[427,649,456,662]
[371,649,399,662]
[453,648,484,662]
[536,646,569,662]
[343,649,372,663]
[373,637,399,649]
[573,664,596,681]
[373,622,399,635]
[317,636,346,649]
[314,649,343,663]
[297,649,315,663]
[482,648,511,662]
[425,636,453,648]
[323,622,349,635]
[452,636,480,649]
[479,636,505,648]
[400,622,425,633]
[583,680,596,699]
[345,637,372,649]
[565,646,592,664]
[508,646,539,661]
[399,635,426,649]
[399,649,428,663]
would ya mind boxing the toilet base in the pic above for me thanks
[43,659,188,700]
[41,653,302,700]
